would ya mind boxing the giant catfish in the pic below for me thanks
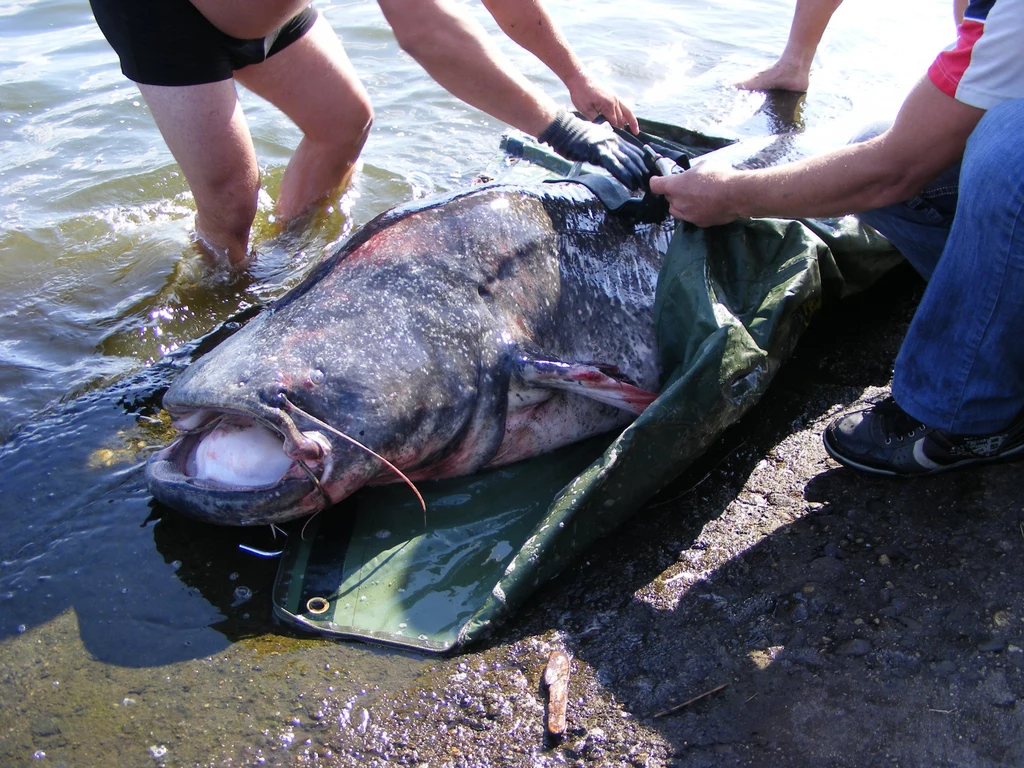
[146,181,673,525]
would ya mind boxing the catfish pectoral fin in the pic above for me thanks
[516,356,659,415]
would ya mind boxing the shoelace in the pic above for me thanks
[877,398,927,445]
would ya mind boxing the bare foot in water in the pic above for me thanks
[735,58,811,92]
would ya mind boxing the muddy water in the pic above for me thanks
[0,0,951,765]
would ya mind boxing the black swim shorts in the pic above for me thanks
[89,0,318,87]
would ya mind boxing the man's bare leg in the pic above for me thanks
[236,15,373,223]
[139,80,260,267]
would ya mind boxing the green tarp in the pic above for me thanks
[272,122,901,653]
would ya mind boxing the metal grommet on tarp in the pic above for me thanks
[306,596,330,614]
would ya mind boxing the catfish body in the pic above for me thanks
[146,182,672,525]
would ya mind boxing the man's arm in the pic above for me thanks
[650,77,983,226]
[480,0,638,132]
[378,0,646,186]
[189,0,309,39]
[378,0,559,137]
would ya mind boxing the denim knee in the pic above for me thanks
[963,99,1024,184]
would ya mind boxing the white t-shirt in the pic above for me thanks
[928,0,1024,109]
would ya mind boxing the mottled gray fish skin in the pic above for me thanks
[146,182,673,525]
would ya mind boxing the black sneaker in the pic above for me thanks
[823,396,1024,476]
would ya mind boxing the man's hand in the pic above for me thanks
[565,76,639,135]
[539,111,647,189]
[648,163,742,227]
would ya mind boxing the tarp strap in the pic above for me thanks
[545,174,671,226]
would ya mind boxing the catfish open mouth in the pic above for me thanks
[145,410,330,526]
[168,411,325,489]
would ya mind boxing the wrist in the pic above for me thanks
[697,166,748,222]
[723,170,756,220]
[560,70,591,96]
[537,108,571,143]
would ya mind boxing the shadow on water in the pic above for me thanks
[0,302,302,668]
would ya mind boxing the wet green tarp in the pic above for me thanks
[272,124,902,653]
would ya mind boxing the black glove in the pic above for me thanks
[538,111,647,189]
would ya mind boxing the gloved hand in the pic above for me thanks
[538,111,647,189]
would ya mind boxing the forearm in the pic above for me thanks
[733,80,979,219]
[189,0,309,38]
[658,137,947,226]
[379,0,558,136]
[480,0,586,91]
[714,141,928,222]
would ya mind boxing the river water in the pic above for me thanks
[0,0,952,765]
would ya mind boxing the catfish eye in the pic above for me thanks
[308,368,325,386]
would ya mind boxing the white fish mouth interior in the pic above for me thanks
[183,415,296,489]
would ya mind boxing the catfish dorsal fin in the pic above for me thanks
[515,355,658,415]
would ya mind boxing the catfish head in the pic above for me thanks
[146,239,514,526]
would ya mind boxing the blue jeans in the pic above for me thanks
[857,99,1024,435]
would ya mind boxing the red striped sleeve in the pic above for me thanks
[928,20,985,98]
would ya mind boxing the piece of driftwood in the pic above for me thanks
[542,650,571,736]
